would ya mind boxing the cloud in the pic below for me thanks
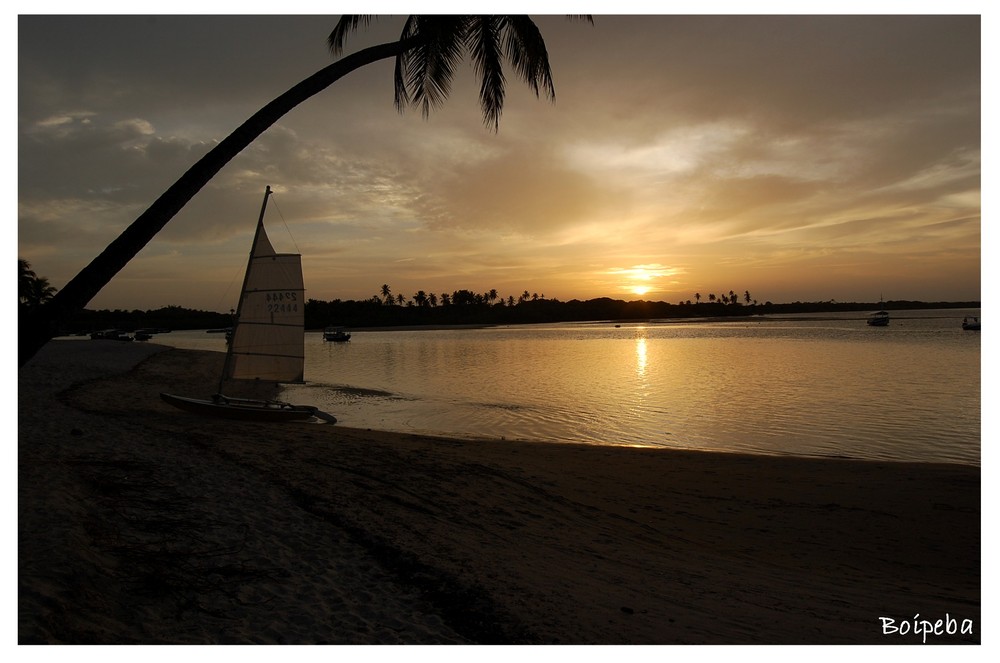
[17,14,980,308]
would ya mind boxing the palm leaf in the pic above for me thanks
[466,16,507,131]
[328,15,376,55]
[503,16,555,102]
[398,16,468,119]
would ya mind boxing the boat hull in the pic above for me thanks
[160,392,320,422]
[323,326,351,342]
[867,312,890,326]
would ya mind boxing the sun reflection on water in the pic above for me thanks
[635,336,648,378]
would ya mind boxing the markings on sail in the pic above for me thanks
[243,290,303,314]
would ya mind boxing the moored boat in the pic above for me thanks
[323,326,352,342]
[962,316,980,331]
[867,297,890,327]
[90,329,134,341]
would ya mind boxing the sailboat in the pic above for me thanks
[867,295,890,327]
[161,186,333,423]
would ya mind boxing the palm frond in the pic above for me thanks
[332,14,577,131]
[466,16,507,131]
[393,16,421,109]
[503,16,555,102]
[396,16,468,119]
[328,15,376,56]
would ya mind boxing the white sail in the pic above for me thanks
[225,213,306,383]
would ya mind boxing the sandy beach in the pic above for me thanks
[18,340,980,644]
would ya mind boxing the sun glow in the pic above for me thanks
[608,264,680,299]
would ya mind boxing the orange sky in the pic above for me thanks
[17,8,982,311]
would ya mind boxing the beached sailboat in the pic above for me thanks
[161,186,333,422]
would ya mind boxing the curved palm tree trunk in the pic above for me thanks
[19,38,416,367]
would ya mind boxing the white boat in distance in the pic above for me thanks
[161,186,334,423]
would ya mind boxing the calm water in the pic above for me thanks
[154,309,980,465]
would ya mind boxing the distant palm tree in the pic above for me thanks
[695,292,701,304]
[488,289,498,306]
[744,290,751,305]
[396,293,405,306]
[708,294,716,303]
[381,283,392,305]
[18,259,57,309]
[19,259,38,304]
[20,14,586,367]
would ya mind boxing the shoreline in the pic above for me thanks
[19,341,980,644]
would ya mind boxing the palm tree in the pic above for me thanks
[20,15,583,367]
[19,259,39,305]
[695,292,701,305]
[19,259,57,309]
[381,283,392,305]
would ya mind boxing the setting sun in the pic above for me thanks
[608,264,678,299]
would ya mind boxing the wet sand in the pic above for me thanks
[18,340,980,644]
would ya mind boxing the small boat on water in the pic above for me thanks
[323,326,352,342]
[161,186,335,423]
[90,329,133,341]
[962,316,980,331]
[867,297,890,327]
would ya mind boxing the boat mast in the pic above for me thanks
[217,185,272,395]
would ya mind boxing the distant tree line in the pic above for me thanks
[304,287,979,330]
[18,263,979,334]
